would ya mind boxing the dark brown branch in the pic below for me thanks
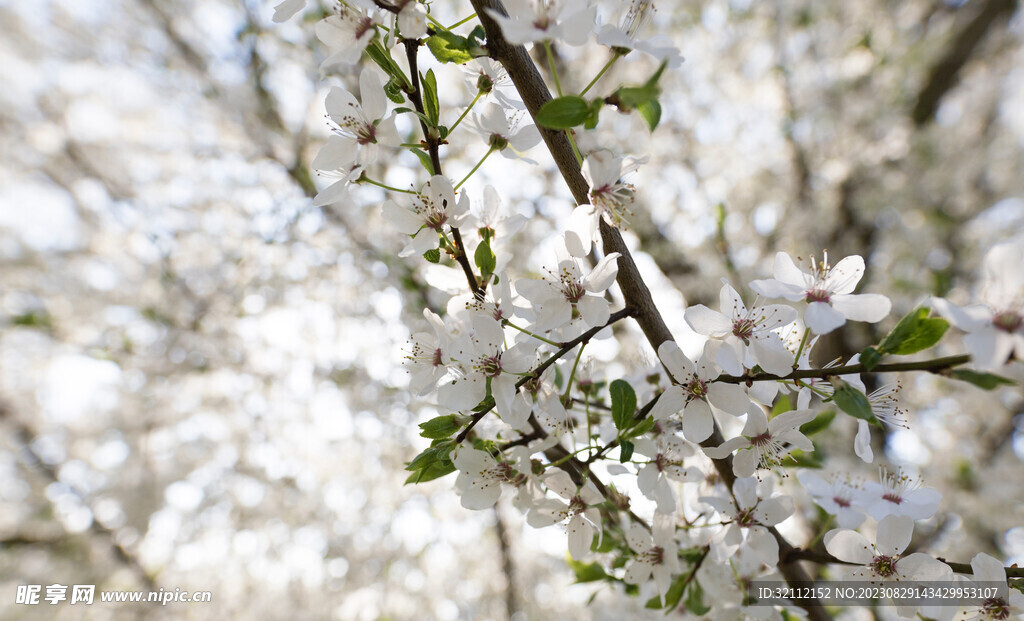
[714,354,973,384]
[401,39,483,297]
[911,0,1017,126]
[467,3,831,618]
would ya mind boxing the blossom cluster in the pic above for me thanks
[271,1,1024,617]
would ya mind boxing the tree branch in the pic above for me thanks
[467,2,831,618]
[714,354,973,384]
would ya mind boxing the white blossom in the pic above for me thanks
[959,553,1024,621]
[595,0,683,67]
[685,281,798,375]
[825,515,953,617]
[527,470,603,559]
[634,431,703,514]
[315,1,380,68]
[470,103,541,160]
[932,243,1024,370]
[751,251,892,335]
[703,407,815,478]
[516,252,621,331]
[796,470,867,529]
[451,446,522,510]
[650,341,753,443]
[859,466,941,521]
[382,175,470,257]
[566,151,645,257]
[623,517,680,605]
[486,0,596,47]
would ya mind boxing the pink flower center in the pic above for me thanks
[882,492,903,505]
[685,377,707,399]
[993,311,1022,334]
[981,596,1010,620]
[832,495,851,508]
[805,288,831,304]
[732,318,755,343]
[870,555,897,578]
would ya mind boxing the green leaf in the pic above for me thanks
[799,410,836,436]
[383,78,405,104]
[423,248,441,264]
[474,239,496,279]
[636,98,661,131]
[771,394,793,417]
[618,440,634,463]
[410,147,434,174]
[609,379,637,431]
[948,369,1015,390]
[877,307,949,356]
[404,439,456,484]
[422,69,440,126]
[831,379,881,427]
[860,345,882,371]
[583,98,604,130]
[365,41,410,91]
[684,581,711,615]
[535,95,590,129]
[405,439,455,472]
[567,558,608,583]
[418,414,460,439]
[426,32,475,65]
[625,416,655,439]
[404,459,456,484]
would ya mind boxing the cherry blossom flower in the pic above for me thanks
[824,515,953,617]
[623,517,680,605]
[404,308,453,396]
[382,175,470,257]
[486,0,597,47]
[634,432,703,514]
[932,243,1024,370]
[698,561,796,621]
[516,252,621,330]
[311,67,400,206]
[750,251,892,335]
[438,315,533,413]
[700,477,793,567]
[959,553,1024,621]
[321,67,400,167]
[859,466,941,521]
[527,470,603,559]
[565,151,645,257]
[391,0,427,39]
[703,406,815,478]
[470,103,541,160]
[595,0,683,67]
[796,470,866,529]
[451,445,524,510]
[650,341,753,443]
[684,281,797,375]
[462,58,525,110]
[315,1,380,68]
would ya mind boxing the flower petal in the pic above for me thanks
[831,293,892,323]
[824,529,875,565]
[682,399,714,442]
[805,301,847,334]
